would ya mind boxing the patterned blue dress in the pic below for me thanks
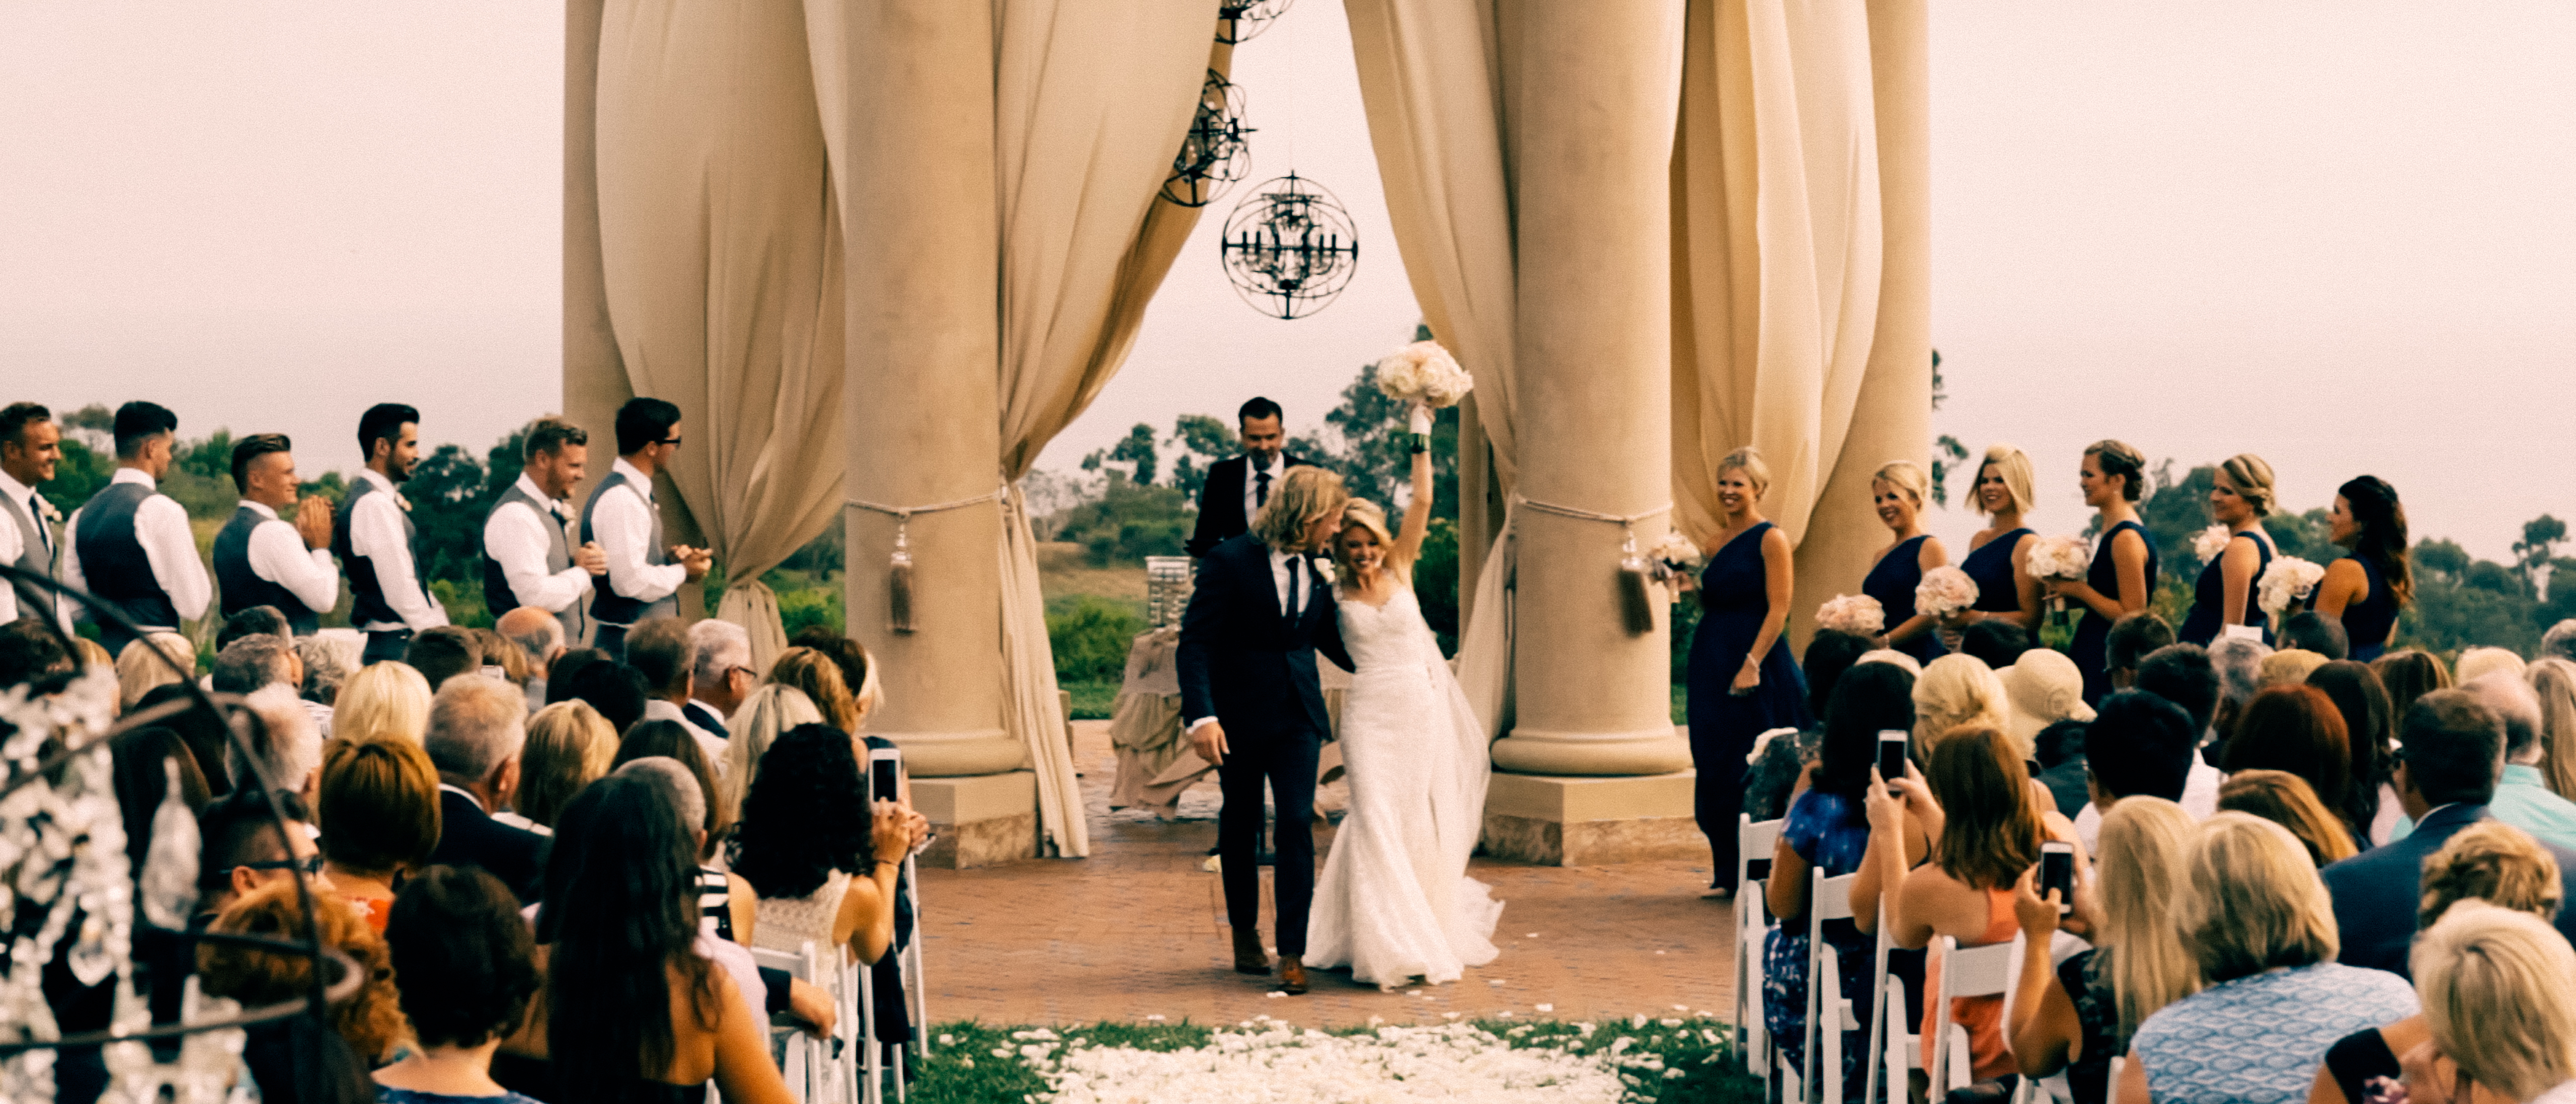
[2131,963,2417,1104]
[1687,522,1812,889]
[1761,788,1875,1098]
[2069,520,2157,704]
[1862,534,1945,665]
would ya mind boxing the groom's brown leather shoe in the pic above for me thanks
[1232,929,1271,975]
[1279,958,1309,995]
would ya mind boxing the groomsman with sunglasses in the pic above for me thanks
[581,398,709,660]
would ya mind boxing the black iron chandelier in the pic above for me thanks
[1216,0,1297,44]
[1161,69,1255,207]
[1219,172,1359,320]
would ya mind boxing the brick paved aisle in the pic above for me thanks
[911,721,1741,1028]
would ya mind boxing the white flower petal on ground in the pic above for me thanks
[1536,1004,1554,1012]
[1024,1019,1633,1103]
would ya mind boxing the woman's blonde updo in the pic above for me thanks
[2219,453,2277,517]
[1718,447,1772,497]
[1872,460,1929,507]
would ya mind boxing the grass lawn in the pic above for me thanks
[1063,679,1119,720]
[905,1017,1762,1103]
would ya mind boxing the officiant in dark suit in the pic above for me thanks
[1178,465,1355,995]
[1184,397,1310,558]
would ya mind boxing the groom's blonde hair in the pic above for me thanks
[1252,466,1349,549]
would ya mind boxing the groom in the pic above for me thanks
[1178,465,1355,995]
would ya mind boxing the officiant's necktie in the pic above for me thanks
[1254,469,1272,509]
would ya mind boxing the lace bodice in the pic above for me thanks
[752,869,848,956]
[1338,584,1440,673]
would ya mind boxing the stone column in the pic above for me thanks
[1479,0,1696,864]
[835,0,1031,864]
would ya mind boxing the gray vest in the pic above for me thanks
[0,488,56,623]
[482,482,585,642]
[214,505,322,635]
[579,469,675,627]
[332,477,430,630]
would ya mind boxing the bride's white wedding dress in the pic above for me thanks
[1304,582,1503,987]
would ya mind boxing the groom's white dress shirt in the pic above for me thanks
[1184,545,1315,738]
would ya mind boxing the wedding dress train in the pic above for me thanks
[1303,584,1503,987]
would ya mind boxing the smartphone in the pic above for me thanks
[868,746,903,807]
[1878,730,1909,784]
[2040,841,2075,914]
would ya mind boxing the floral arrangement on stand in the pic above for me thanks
[1816,594,1886,638]
[2026,533,2094,621]
[2258,557,2327,623]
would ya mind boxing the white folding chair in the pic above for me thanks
[750,940,852,1104]
[1925,936,2034,1102]
[1798,870,1891,1104]
[903,852,929,1060]
[1732,814,1784,1075]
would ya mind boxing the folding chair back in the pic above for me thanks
[749,940,851,1104]
[1733,814,1784,1074]
[1801,872,1889,1104]
[1926,936,2018,1097]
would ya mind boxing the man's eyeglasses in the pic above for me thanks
[239,855,325,876]
[727,665,758,684]
[659,436,684,448]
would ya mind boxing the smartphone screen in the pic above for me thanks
[2041,842,2075,914]
[1877,730,1909,783]
[869,754,900,806]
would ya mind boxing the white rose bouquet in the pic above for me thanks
[1916,566,1980,618]
[2258,557,2326,617]
[1816,594,1887,638]
[2025,533,2093,619]
[1647,530,1703,587]
[2193,525,2231,564]
[1375,340,1473,437]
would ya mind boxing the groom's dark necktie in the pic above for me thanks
[1283,554,1303,629]
[1254,468,1271,510]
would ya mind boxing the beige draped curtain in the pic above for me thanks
[592,0,846,672]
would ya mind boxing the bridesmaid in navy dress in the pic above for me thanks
[2050,440,2158,703]
[1943,444,2042,647]
[2178,453,2279,648]
[1860,461,1949,665]
[1686,447,1811,896]
[2313,476,2410,662]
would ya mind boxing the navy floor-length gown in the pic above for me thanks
[2070,519,2158,704]
[2337,553,2399,661]
[1688,521,1812,891]
[1960,527,2033,622]
[2178,530,2272,649]
[1862,534,1946,665]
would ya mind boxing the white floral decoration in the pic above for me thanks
[1374,340,1475,409]
[1815,594,1886,637]
[2258,556,2327,616]
[2193,524,2232,564]
[1915,566,1980,617]
[2025,534,2093,582]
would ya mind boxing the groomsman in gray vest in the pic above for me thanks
[0,403,68,630]
[212,434,339,636]
[481,416,608,648]
[64,402,211,658]
[581,398,709,659]
[333,403,448,664]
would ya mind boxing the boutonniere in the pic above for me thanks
[395,494,413,513]
[1310,558,1336,585]
[36,499,61,524]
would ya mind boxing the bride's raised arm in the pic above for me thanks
[1391,408,1435,568]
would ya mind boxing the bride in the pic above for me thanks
[1303,404,1503,988]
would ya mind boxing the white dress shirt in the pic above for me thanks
[1241,454,1285,523]
[1185,545,1315,737]
[484,473,592,613]
[236,500,341,615]
[63,467,211,627]
[0,467,44,625]
[595,457,686,606]
[643,697,729,777]
[349,468,448,632]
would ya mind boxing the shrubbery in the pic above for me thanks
[1046,595,1146,684]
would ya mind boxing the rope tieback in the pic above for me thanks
[1511,495,1675,635]
[848,486,1010,633]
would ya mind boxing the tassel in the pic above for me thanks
[1616,526,1655,635]
[889,518,917,634]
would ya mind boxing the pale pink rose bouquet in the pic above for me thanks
[1916,566,1979,618]
[1375,339,1472,436]
[1816,594,1887,638]
[2026,533,2094,619]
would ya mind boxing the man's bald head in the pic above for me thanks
[495,606,566,675]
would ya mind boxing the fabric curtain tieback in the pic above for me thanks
[848,486,1010,634]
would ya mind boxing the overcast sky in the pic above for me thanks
[4,2,2570,560]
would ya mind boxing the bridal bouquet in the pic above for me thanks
[1375,340,1474,409]
[1816,594,1886,637]
[2258,556,2327,617]
[2193,524,2232,564]
[1916,566,1979,618]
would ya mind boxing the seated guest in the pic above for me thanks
[2279,611,2350,661]
[2001,648,2095,764]
[766,645,866,735]
[1911,654,2012,756]
[115,632,195,714]
[496,605,567,707]
[335,660,433,745]
[2371,647,2452,725]
[293,635,347,706]
[2322,690,2576,976]
[508,700,618,833]
[193,788,329,924]
[228,684,325,801]
[2534,658,2576,802]
[0,617,71,690]
[566,660,651,736]
[520,773,796,1104]
[423,674,548,904]
[728,725,914,967]
[615,720,730,860]
[137,682,232,796]
[2224,684,2364,848]
[2309,659,2400,846]
[474,626,532,688]
[372,865,548,1104]
[2124,813,2418,1104]
[1960,618,2031,673]
[2208,634,2275,752]
[628,617,724,768]
[407,625,484,691]
[720,681,826,813]
[2456,671,2576,852]
[2029,720,2092,823]
[686,618,756,739]
[2103,612,2175,693]
[2010,798,2201,1104]
[198,882,407,1066]
[1874,724,2085,1091]
[317,737,442,931]
[2547,619,2576,665]
[789,627,888,719]
[211,633,297,695]
[2316,821,2564,1104]
[2074,689,2211,852]
[1762,662,1924,1091]
[1855,649,1923,677]
[2406,903,2576,1104]
[216,606,291,651]
[546,646,610,707]
[2458,645,2529,686]
[1740,634,1868,823]
[111,727,211,870]
[2136,643,2220,741]
[2219,770,2357,866]
[2262,648,2331,689]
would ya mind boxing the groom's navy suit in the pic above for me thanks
[1178,532,1353,958]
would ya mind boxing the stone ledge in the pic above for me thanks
[1479,771,1706,866]
[910,771,1039,869]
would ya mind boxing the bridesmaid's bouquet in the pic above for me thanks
[2193,524,2231,564]
[2258,557,2327,617]
[1375,340,1474,409]
[1647,530,1703,585]
[1916,566,1979,618]
[1816,594,1886,637]
[2026,533,2093,620]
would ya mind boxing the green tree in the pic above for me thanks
[1080,423,1160,488]
[42,437,114,515]
[1165,414,1236,501]
[1054,475,1192,566]
[403,443,496,585]
[2515,515,2567,594]
[1046,594,1146,682]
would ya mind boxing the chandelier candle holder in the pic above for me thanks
[1220,172,1360,320]
[1215,0,1297,44]
[1161,70,1254,208]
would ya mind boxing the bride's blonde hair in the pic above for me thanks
[1332,499,1411,584]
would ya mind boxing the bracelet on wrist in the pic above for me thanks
[1408,433,1430,455]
